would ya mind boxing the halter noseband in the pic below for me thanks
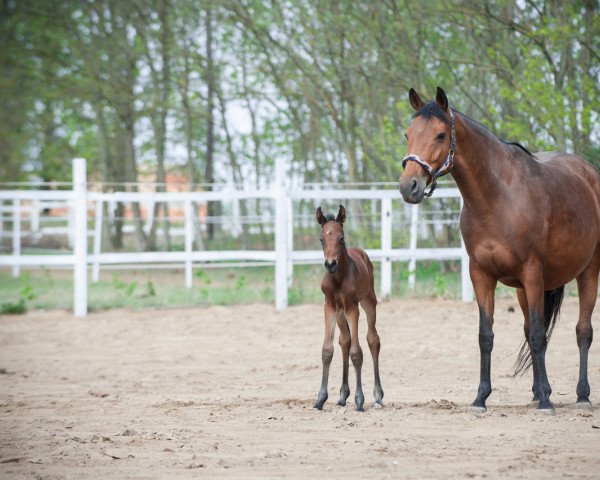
[402,108,456,198]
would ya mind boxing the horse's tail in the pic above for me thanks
[513,286,565,376]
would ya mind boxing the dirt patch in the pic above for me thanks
[1,298,599,478]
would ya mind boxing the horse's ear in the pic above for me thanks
[409,88,425,112]
[316,207,326,226]
[436,87,449,111]
[336,205,346,224]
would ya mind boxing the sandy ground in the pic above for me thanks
[1,297,599,479]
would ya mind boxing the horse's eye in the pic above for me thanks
[404,133,408,140]
[436,132,446,142]
[339,236,345,244]
[319,237,323,243]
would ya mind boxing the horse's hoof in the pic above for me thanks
[536,401,556,415]
[372,401,384,409]
[575,399,593,411]
[469,404,486,414]
[536,407,556,415]
[355,405,365,412]
[313,401,324,410]
[336,399,347,407]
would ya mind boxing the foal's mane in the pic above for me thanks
[415,101,534,158]
[323,213,336,223]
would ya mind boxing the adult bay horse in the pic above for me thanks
[313,205,384,411]
[399,87,600,413]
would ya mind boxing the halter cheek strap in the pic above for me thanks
[402,108,456,198]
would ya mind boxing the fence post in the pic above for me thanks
[460,197,473,301]
[184,198,193,288]
[12,199,21,278]
[286,197,294,288]
[274,158,288,310]
[380,198,392,299]
[31,199,40,233]
[73,158,88,317]
[92,199,103,282]
[408,203,419,289]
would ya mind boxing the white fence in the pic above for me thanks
[0,159,473,317]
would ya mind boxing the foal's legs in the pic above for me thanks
[314,302,337,410]
[346,305,365,411]
[336,310,351,406]
[575,249,599,406]
[517,288,540,402]
[470,265,497,412]
[362,296,384,407]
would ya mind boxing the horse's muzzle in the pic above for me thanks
[324,259,338,273]
[399,175,426,204]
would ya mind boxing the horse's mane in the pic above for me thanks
[324,213,336,222]
[413,102,449,125]
[501,141,533,156]
[415,101,534,158]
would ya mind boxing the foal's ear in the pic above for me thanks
[436,87,449,111]
[316,206,326,226]
[336,205,346,224]
[409,88,425,112]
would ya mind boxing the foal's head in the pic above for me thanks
[399,87,455,204]
[316,205,346,274]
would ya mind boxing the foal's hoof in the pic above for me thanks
[313,403,324,411]
[372,401,384,410]
[355,405,365,412]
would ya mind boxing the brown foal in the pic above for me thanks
[399,87,600,413]
[313,205,384,411]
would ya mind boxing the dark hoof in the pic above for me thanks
[469,405,486,414]
[576,398,593,410]
[313,393,327,410]
[537,400,555,415]
[336,399,347,407]
[470,398,487,413]
[355,405,365,412]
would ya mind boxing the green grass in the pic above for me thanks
[0,262,580,313]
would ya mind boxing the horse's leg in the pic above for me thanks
[470,265,497,412]
[523,264,554,413]
[516,288,540,402]
[347,305,364,411]
[362,297,383,407]
[314,303,337,410]
[574,250,599,406]
[336,310,351,406]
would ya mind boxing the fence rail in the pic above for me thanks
[0,159,473,317]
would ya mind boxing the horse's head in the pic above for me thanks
[399,87,456,204]
[316,205,346,274]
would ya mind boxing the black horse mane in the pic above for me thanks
[324,213,336,222]
[413,101,449,125]
[415,101,533,157]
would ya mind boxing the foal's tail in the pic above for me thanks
[513,286,565,376]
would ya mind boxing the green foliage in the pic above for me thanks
[112,275,138,298]
[3,0,596,187]
[195,269,212,284]
[146,281,156,297]
[0,299,26,315]
[0,272,37,314]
